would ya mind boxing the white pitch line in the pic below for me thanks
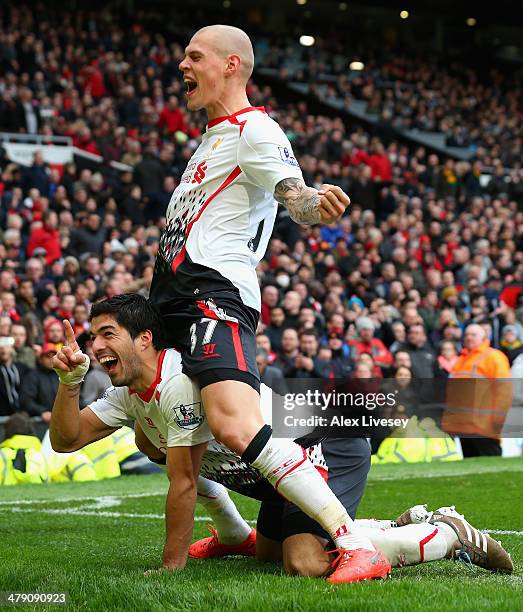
[3,503,517,533]
[8,507,166,519]
[9,507,190,520]
[7,506,257,524]
[0,491,165,506]
[369,465,523,482]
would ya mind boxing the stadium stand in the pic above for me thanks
[0,3,522,462]
[255,37,523,167]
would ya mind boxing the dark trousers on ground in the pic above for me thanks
[459,437,502,457]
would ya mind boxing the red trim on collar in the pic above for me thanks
[207,106,266,129]
[128,349,167,402]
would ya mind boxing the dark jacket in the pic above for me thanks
[69,226,107,257]
[283,355,331,379]
[400,342,436,379]
[19,364,58,417]
[134,156,166,196]
[0,361,30,416]
[22,162,49,195]
[265,325,284,354]
[260,364,286,391]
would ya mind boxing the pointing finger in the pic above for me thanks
[63,319,80,352]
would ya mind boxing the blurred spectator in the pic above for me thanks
[285,330,330,379]
[0,335,30,415]
[43,319,64,345]
[19,342,60,424]
[435,340,458,379]
[499,325,523,365]
[388,321,406,354]
[275,328,300,376]
[443,324,511,457]
[392,350,412,371]
[325,331,352,378]
[282,290,302,329]
[261,285,280,326]
[348,316,393,374]
[352,360,373,378]
[158,96,187,136]
[256,334,278,365]
[0,289,21,322]
[26,210,61,265]
[357,352,383,378]
[401,324,436,378]
[265,306,286,353]
[146,176,175,224]
[256,347,284,390]
[134,147,166,197]
[394,365,413,387]
[11,322,36,369]
[69,213,106,257]
[21,151,49,195]
[35,287,59,321]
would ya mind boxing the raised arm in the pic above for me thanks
[50,320,115,452]
[274,179,350,225]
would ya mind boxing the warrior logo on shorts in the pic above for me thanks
[173,401,204,430]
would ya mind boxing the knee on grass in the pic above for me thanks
[282,535,331,578]
[283,552,330,577]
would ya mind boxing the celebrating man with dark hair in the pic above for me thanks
[50,294,212,570]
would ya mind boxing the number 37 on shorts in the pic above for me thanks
[187,315,255,374]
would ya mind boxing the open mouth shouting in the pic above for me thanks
[98,354,119,376]
[184,77,198,97]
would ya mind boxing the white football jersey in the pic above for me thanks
[150,106,303,312]
[89,349,212,451]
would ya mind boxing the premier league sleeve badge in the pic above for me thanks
[173,402,205,430]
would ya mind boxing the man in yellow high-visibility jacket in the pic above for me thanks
[111,426,163,475]
[0,412,48,484]
[41,430,97,483]
[0,448,16,485]
[82,436,121,480]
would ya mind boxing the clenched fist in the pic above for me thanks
[318,183,351,224]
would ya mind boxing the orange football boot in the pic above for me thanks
[189,527,257,559]
[326,548,392,583]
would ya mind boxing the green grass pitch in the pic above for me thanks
[1,457,522,611]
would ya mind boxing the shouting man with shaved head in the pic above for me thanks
[443,323,512,457]
[149,25,390,582]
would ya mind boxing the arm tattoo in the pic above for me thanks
[274,177,321,224]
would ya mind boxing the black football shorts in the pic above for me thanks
[159,294,260,391]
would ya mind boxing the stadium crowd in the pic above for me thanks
[257,37,523,169]
[0,5,522,456]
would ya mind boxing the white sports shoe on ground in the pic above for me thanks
[395,504,434,527]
